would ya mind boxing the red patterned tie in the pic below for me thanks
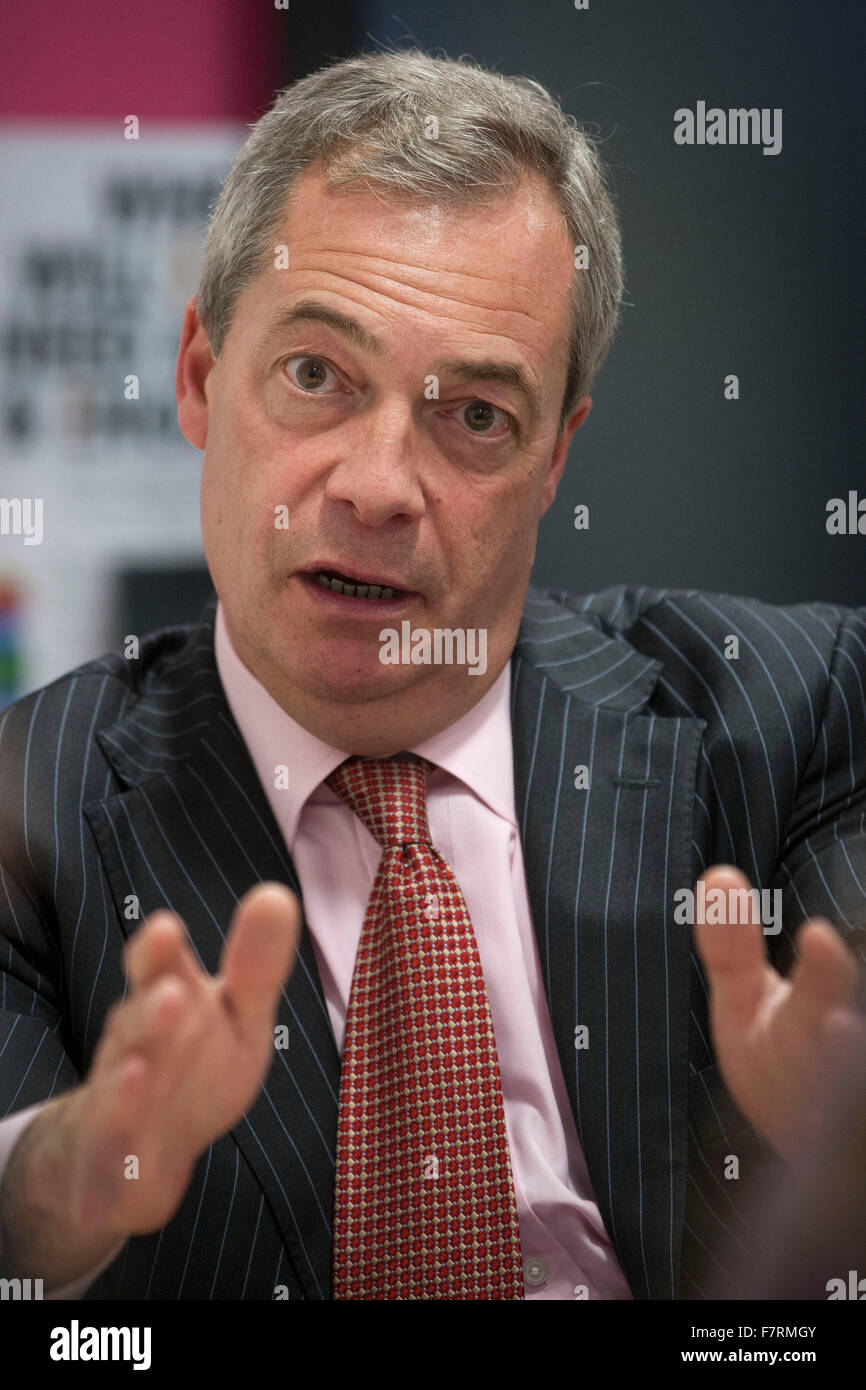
[325,753,524,1300]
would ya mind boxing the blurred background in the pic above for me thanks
[0,0,863,704]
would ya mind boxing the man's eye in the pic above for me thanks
[456,400,512,436]
[285,356,340,392]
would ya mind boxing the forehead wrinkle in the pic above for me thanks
[328,285,557,383]
[267,246,569,402]
[428,318,551,377]
[273,268,555,365]
[304,244,541,300]
[322,270,552,341]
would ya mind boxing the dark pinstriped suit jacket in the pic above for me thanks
[1,585,864,1300]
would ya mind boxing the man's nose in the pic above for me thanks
[323,396,426,527]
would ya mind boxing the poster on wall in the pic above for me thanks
[0,126,243,700]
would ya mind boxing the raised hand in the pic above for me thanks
[693,864,865,1156]
[1,882,300,1283]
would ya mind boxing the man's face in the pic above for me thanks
[178,164,590,753]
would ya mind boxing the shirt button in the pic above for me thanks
[524,1256,548,1288]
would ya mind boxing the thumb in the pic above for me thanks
[221,882,301,1035]
[693,864,768,1021]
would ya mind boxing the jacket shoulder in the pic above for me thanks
[0,613,212,883]
[531,581,864,718]
[533,581,861,643]
[0,615,205,744]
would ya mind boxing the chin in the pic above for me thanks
[293,645,421,706]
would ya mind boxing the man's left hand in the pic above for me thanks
[694,864,865,1157]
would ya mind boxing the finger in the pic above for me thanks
[784,1007,866,1146]
[93,975,189,1076]
[786,919,861,1022]
[692,864,769,1020]
[816,1007,866,1113]
[220,883,300,1038]
[124,910,203,995]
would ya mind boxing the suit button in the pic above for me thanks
[524,1256,547,1287]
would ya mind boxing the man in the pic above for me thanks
[0,49,864,1301]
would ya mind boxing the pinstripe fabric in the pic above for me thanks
[1,583,864,1299]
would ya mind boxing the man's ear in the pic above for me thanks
[176,295,216,450]
[539,394,592,517]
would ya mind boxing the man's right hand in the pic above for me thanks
[0,882,300,1287]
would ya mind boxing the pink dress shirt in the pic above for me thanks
[0,601,631,1301]
[213,602,630,1301]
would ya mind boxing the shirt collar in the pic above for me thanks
[214,599,517,848]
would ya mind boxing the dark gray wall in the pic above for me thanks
[356,1,864,606]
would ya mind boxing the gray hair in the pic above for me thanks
[197,48,624,429]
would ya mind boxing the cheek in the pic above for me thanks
[472,482,538,556]
[443,488,536,605]
[201,437,267,586]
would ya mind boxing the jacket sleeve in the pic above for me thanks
[0,696,125,1293]
[772,607,866,963]
[0,1102,125,1295]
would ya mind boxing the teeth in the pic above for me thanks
[316,572,399,600]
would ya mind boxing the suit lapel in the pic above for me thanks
[84,596,339,1300]
[511,589,706,1299]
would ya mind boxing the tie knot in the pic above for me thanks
[326,754,433,850]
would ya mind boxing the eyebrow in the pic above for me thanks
[264,300,385,356]
[265,297,543,426]
[433,358,542,429]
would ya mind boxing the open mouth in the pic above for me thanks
[308,567,409,601]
